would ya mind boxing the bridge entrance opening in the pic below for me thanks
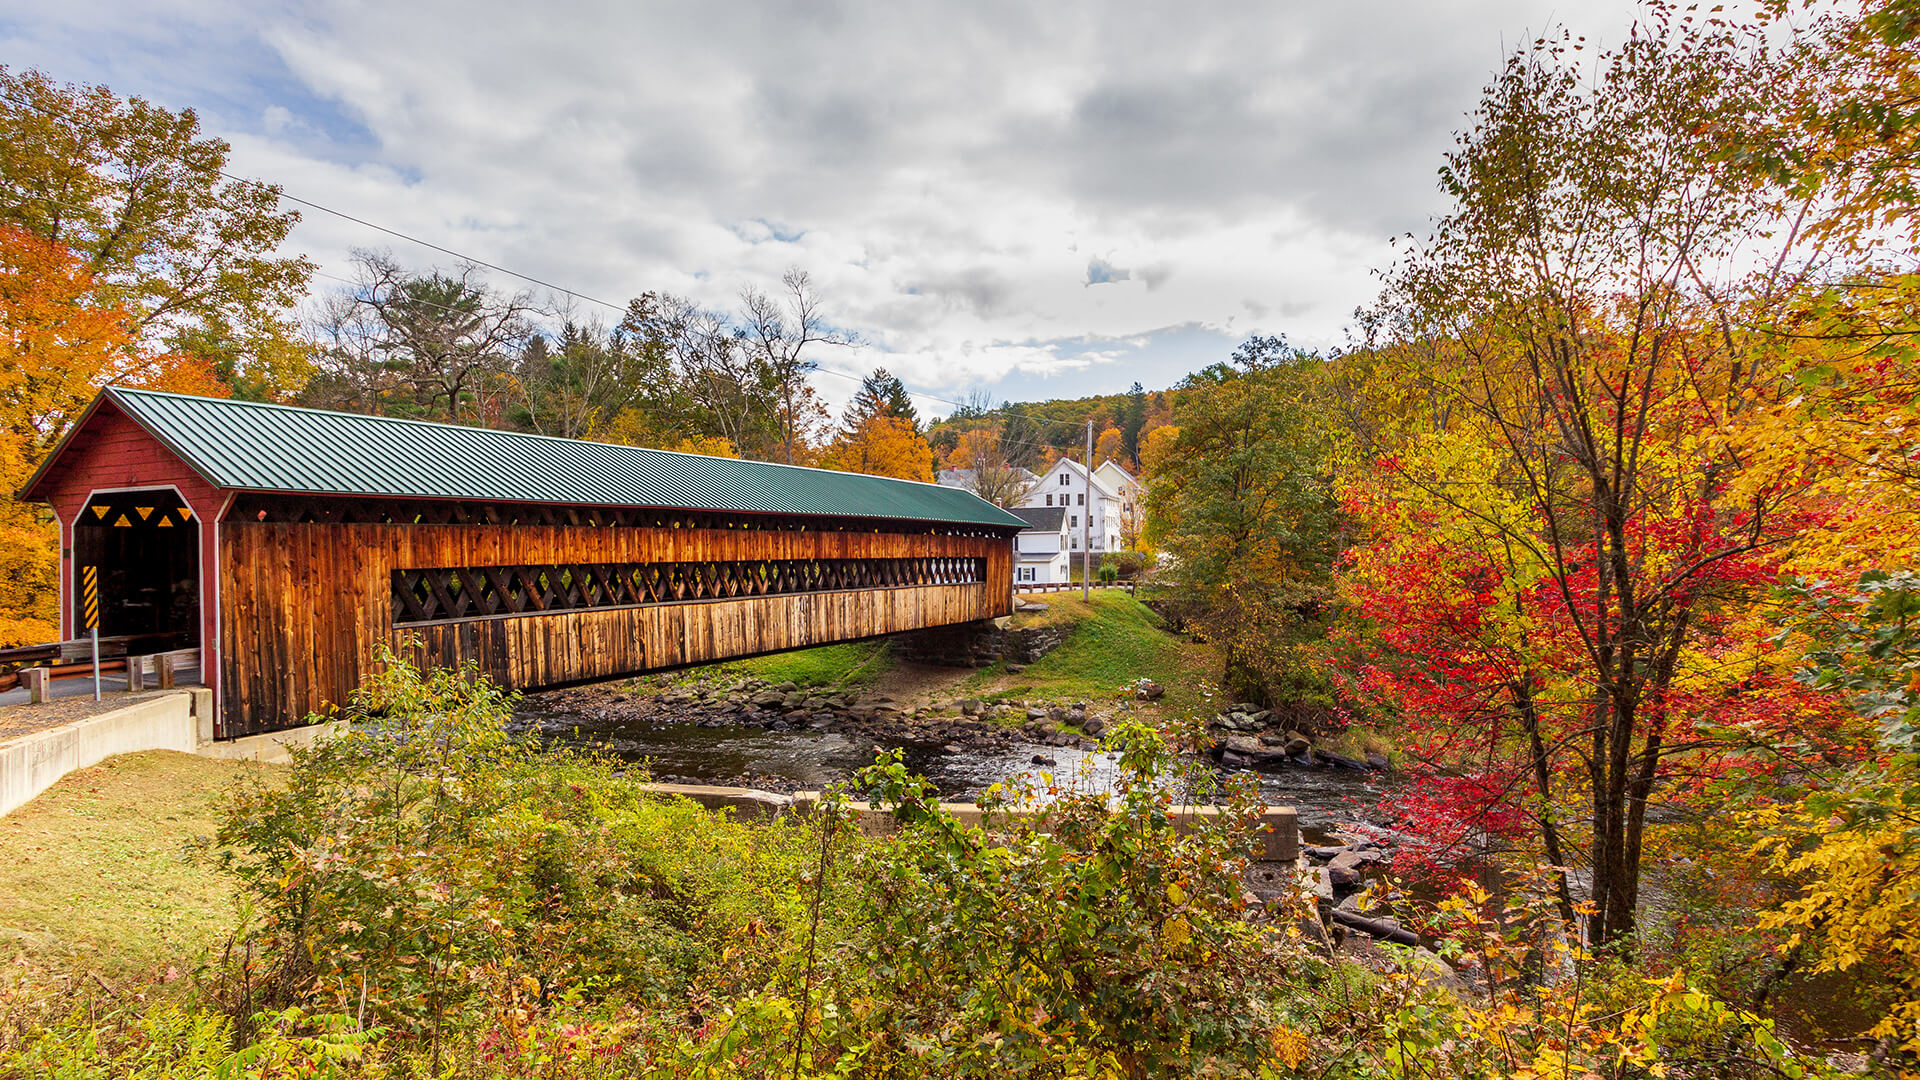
[72,488,200,651]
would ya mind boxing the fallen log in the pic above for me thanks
[1329,907,1420,946]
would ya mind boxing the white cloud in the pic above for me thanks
[1,0,1648,401]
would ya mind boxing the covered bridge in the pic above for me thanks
[21,388,1026,737]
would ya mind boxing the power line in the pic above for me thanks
[1,87,1134,428]
[264,186,628,313]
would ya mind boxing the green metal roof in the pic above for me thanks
[33,388,1027,530]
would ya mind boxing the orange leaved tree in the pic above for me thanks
[0,224,225,644]
[820,414,935,483]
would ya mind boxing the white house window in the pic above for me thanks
[1077,493,1085,506]
[1045,494,1053,506]
[1070,515,1078,528]
[1071,536,1079,549]
[1059,474,1069,485]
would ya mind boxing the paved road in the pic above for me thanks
[0,669,135,708]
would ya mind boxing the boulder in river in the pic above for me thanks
[1223,734,1267,758]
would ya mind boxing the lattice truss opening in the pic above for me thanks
[392,557,989,625]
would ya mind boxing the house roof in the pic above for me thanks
[1094,458,1139,486]
[1041,458,1121,499]
[23,388,1030,530]
[936,466,1037,489]
[1008,506,1065,532]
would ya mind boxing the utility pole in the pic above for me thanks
[1082,418,1093,602]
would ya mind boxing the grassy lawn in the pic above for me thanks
[680,639,895,690]
[969,592,1219,717]
[0,750,281,977]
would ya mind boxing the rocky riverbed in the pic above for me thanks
[515,675,1399,839]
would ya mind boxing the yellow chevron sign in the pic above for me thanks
[80,565,98,631]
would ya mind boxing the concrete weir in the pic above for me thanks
[641,782,1300,863]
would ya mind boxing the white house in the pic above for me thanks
[1017,458,1125,556]
[1008,506,1071,584]
[1093,459,1144,548]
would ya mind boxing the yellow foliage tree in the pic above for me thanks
[660,434,738,459]
[1092,425,1125,468]
[0,224,224,644]
[819,414,934,482]
[1138,424,1180,479]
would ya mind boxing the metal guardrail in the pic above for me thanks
[1012,580,1138,594]
[1,637,199,701]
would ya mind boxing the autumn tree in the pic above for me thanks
[1719,1,1920,577]
[608,290,772,453]
[0,224,224,643]
[509,316,674,440]
[1118,381,1147,464]
[941,427,1031,507]
[1726,7,1920,1062]
[741,269,848,464]
[1092,425,1125,469]
[819,413,934,482]
[1138,424,1179,478]
[303,250,532,423]
[0,67,313,396]
[1341,13,1849,947]
[1145,337,1339,706]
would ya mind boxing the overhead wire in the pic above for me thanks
[0,88,1132,429]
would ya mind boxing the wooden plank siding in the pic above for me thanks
[220,521,1013,736]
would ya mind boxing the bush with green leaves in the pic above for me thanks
[211,647,834,1067]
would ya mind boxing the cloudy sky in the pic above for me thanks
[3,0,1644,412]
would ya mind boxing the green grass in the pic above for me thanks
[0,750,283,977]
[969,592,1218,716]
[685,639,894,690]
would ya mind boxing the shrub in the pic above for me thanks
[211,646,834,1068]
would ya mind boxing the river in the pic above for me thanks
[514,696,1393,844]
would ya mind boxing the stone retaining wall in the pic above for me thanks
[893,618,1070,668]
